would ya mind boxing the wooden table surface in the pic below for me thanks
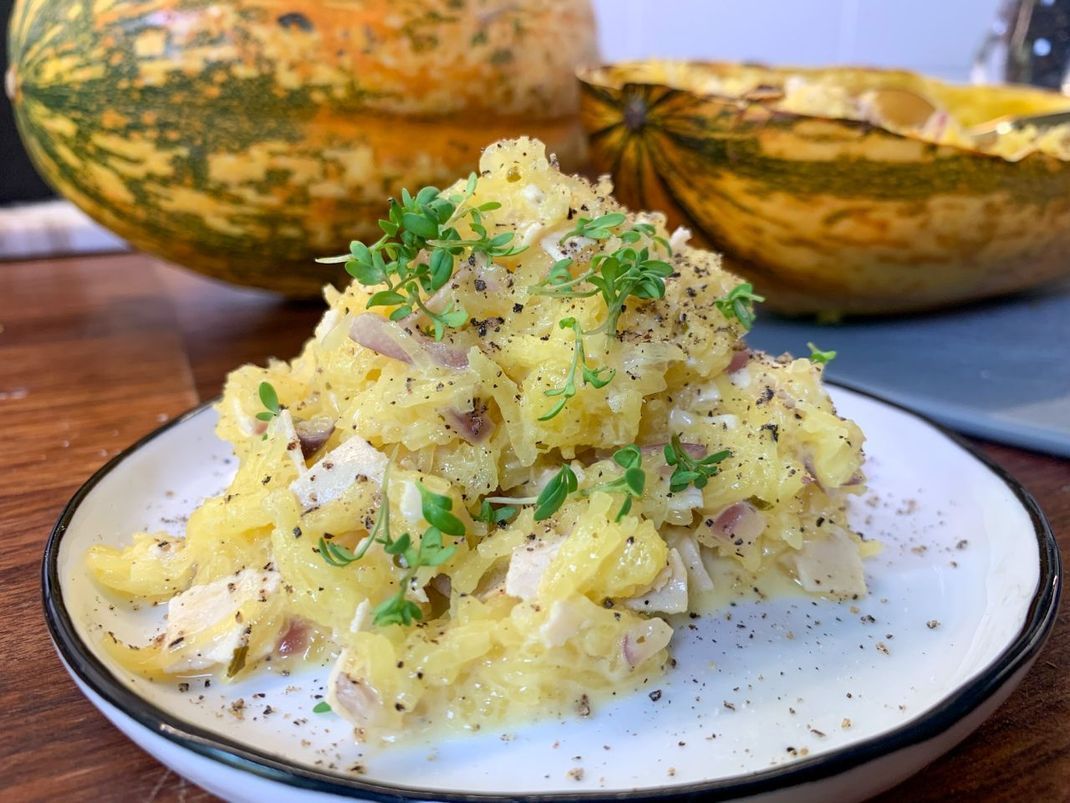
[0,253,1066,802]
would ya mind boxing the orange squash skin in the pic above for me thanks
[8,0,597,295]
[579,62,1070,316]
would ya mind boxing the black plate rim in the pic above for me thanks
[42,384,1062,802]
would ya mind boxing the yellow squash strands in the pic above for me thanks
[87,138,876,741]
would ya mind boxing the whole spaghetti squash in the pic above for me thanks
[87,137,874,741]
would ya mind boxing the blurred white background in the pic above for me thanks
[592,0,1004,82]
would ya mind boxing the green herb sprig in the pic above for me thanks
[807,342,837,364]
[562,214,672,254]
[529,258,599,299]
[589,445,646,521]
[318,536,359,567]
[562,211,627,242]
[317,174,524,341]
[714,282,765,331]
[534,245,671,420]
[663,434,731,493]
[533,463,578,521]
[532,446,647,522]
[621,221,672,254]
[539,317,615,421]
[318,469,463,627]
[587,246,674,336]
[256,381,281,422]
[476,499,517,526]
[530,216,674,419]
[533,247,673,335]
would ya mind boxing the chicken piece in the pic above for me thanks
[162,568,280,673]
[540,599,587,647]
[665,485,704,525]
[275,410,309,476]
[622,548,689,614]
[667,532,715,593]
[326,649,391,733]
[785,526,867,598]
[505,536,564,601]
[290,435,387,512]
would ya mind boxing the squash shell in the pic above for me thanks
[579,61,1070,315]
[7,0,597,295]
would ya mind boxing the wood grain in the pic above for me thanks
[0,254,1065,802]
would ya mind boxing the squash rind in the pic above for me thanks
[579,61,1070,315]
[9,0,597,295]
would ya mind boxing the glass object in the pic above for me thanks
[973,0,1070,92]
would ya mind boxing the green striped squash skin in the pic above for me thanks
[579,62,1070,316]
[8,0,596,295]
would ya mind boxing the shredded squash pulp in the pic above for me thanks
[87,138,875,741]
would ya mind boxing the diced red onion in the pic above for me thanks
[446,399,494,443]
[621,619,672,668]
[802,454,825,491]
[727,347,750,374]
[420,339,469,369]
[430,574,452,598]
[710,501,766,543]
[349,313,468,369]
[473,261,504,294]
[349,313,413,363]
[276,619,310,657]
[294,417,335,459]
[843,471,865,488]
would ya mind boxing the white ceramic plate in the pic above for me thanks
[44,386,1060,803]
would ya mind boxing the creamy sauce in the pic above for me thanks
[693,553,812,612]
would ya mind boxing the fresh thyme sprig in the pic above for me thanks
[256,381,281,422]
[590,445,646,521]
[475,499,517,526]
[532,247,672,336]
[318,536,359,567]
[663,434,731,493]
[533,246,670,420]
[714,282,765,331]
[807,342,837,364]
[318,468,463,627]
[588,246,673,336]
[416,482,465,536]
[539,317,615,421]
[317,174,524,341]
[532,446,646,522]
[530,215,674,419]
[561,214,673,255]
[621,221,672,253]
[529,258,599,299]
[374,521,456,627]
[562,211,627,241]
[533,463,578,521]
